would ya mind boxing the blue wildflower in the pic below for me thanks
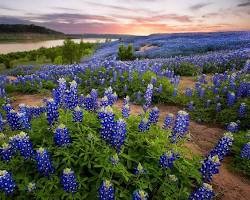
[73,106,83,122]
[240,142,250,159]
[0,170,16,195]
[148,107,159,125]
[163,113,174,129]
[98,180,115,200]
[132,190,148,200]
[189,183,214,200]
[61,168,78,193]
[159,151,179,170]
[35,147,54,176]
[54,124,71,147]
[200,155,220,182]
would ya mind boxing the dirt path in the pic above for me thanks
[10,94,250,199]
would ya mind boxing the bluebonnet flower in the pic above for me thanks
[215,95,220,103]
[134,163,146,175]
[238,103,247,118]
[213,87,219,95]
[197,87,205,98]
[163,113,174,129]
[46,99,59,126]
[132,190,148,200]
[209,132,234,161]
[104,87,117,106]
[227,91,236,106]
[100,96,109,107]
[61,168,78,193]
[98,106,116,143]
[226,122,238,133]
[35,147,54,176]
[136,91,142,102]
[216,103,222,112]
[83,94,95,111]
[138,118,150,132]
[19,112,31,130]
[57,78,67,104]
[159,151,179,169]
[240,142,250,159]
[187,101,195,111]
[110,153,119,165]
[2,103,12,113]
[189,183,214,200]
[148,107,159,125]
[144,83,153,108]
[173,88,177,97]
[111,119,127,152]
[157,84,163,94]
[205,100,211,108]
[73,106,83,122]
[185,88,193,97]
[0,143,14,162]
[171,110,190,142]
[151,77,157,85]
[200,155,220,182]
[6,110,22,131]
[98,180,115,200]
[16,131,34,159]
[123,96,130,105]
[54,124,71,146]
[90,89,98,110]
[0,113,4,131]
[122,104,130,118]
[0,170,16,195]
[27,182,36,192]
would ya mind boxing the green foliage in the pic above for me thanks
[118,44,135,61]
[54,56,63,65]
[174,63,200,76]
[230,131,250,178]
[0,108,201,199]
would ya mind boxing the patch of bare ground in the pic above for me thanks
[139,44,159,52]
[11,93,50,109]
[114,100,250,200]
[7,76,17,82]
[178,76,196,93]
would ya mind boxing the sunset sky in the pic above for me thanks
[0,0,249,35]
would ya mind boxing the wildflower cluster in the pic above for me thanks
[98,180,115,200]
[163,113,174,129]
[61,168,78,193]
[240,142,250,159]
[72,106,83,122]
[189,183,214,200]
[46,99,59,126]
[200,155,220,182]
[159,151,179,170]
[0,170,16,195]
[132,190,148,200]
[35,147,54,176]
[54,124,71,147]
[148,107,159,125]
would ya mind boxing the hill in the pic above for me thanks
[0,24,64,35]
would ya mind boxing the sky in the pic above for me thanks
[0,0,249,35]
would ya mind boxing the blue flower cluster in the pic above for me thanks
[0,170,16,195]
[46,99,59,126]
[35,147,54,176]
[238,103,247,118]
[159,151,179,169]
[0,143,14,162]
[226,122,239,133]
[138,118,150,132]
[64,80,78,110]
[104,87,117,106]
[171,110,190,142]
[110,119,127,152]
[0,113,4,131]
[61,168,78,193]
[209,132,234,161]
[185,88,193,97]
[134,163,146,175]
[148,107,159,125]
[240,142,250,159]
[98,180,115,200]
[73,106,83,122]
[189,183,214,200]
[227,91,236,106]
[132,190,148,200]
[163,113,174,129]
[16,132,34,159]
[54,124,71,147]
[144,83,153,109]
[200,155,220,182]
[122,104,130,118]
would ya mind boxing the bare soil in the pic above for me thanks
[139,44,159,52]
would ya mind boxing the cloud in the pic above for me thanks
[237,1,250,7]
[0,5,22,11]
[0,16,30,24]
[51,7,80,12]
[190,2,211,10]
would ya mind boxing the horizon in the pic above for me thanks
[0,0,249,35]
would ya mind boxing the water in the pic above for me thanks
[0,38,108,54]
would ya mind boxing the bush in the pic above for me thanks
[174,62,200,76]
[118,44,135,61]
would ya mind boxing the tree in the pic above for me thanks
[62,39,81,64]
[118,44,135,61]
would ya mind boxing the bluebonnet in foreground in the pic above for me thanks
[111,119,127,152]
[46,99,59,126]
[122,104,130,118]
[226,122,238,133]
[0,143,14,162]
[144,83,153,109]
[134,163,146,175]
[61,168,78,193]
[64,80,78,110]
[189,183,214,200]
[185,88,193,97]
[227,91,236,106]
[35,147,54,176]
[54,124,71,146]
[98,180,115,200]
[216,103,221,112]
[123,96,130,105]
[187,101,195,111]
[163,113,174,129]
[240,142,250,159]
[209,132,234,161]
[0,113,4,131]
[73,106,83,122]
[132,190,148,200]
[200,155,220,182]
[238,103,247,117]
[16,131,34,159]
[171,110,190,142]
[148,107,159,125]
[138,118,149,132]
[159,151,179,169]
[0,170,16,195]
[6,110,22,130]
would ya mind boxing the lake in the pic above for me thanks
[0,38,108,54]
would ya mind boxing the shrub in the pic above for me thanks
[118,44,135,61]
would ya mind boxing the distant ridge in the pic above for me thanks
[0,24,64,35]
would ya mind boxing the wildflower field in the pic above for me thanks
[0,31,250,199]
